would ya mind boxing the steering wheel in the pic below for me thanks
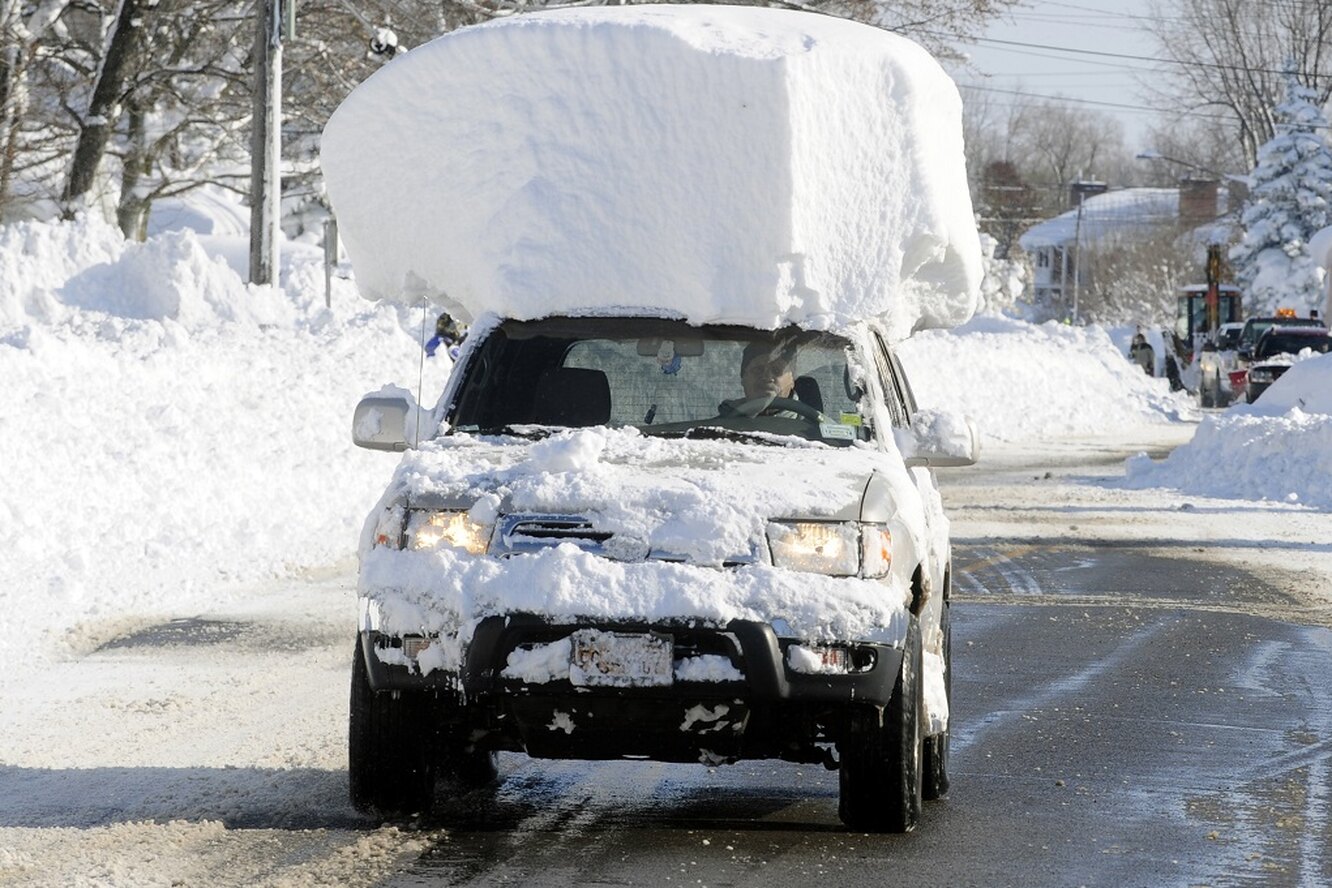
[724,396,824,422]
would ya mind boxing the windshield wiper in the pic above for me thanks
[680,426,781,445]
[455,424,556,440]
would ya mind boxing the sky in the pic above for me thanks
[948,0,1162,149]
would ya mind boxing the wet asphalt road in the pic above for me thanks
[382,542,1332,888]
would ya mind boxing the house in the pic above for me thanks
[1019,178,1233,308]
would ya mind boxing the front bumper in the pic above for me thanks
[359,615,905,763]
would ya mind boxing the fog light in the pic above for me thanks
[788,644,850,674]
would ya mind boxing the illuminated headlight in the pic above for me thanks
[405,510,491,554]
[1248,367,1276,383]
[767,521,861,576]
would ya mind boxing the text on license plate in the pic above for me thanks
[569,629,674,688]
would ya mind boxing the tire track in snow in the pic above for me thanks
[955,544,1044,597]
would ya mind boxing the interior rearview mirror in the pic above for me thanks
[636,337,705,357]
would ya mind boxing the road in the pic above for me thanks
[3,431,1330,887]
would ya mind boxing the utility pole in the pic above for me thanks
[249,0,283,285]
[1071,191,1084,324]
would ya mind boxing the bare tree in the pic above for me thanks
[1079,230,1191,326]
[1143,0,1332,168]
[60,0,150,217]
[0,0,86,218]
[1012,99,1127,200]
[812,0,1020,60]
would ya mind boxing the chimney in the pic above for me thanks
[1178,177,1219,227]
[1068,180,1107,209]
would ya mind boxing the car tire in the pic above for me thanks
[922,601,951,801]
[1200,380,1214,408]
[838,615,923,833]
[349,642,437,817]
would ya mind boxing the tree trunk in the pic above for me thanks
[60,0,146,218]
[0,44,25,218]
[115,98,150,239]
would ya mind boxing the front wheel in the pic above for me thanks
[349,643,437,817]
[838,617,924,832]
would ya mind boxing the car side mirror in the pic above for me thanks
[895,408,979,468]
[352,392,415,451]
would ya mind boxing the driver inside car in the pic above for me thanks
[719,339,816,419]
[741,340,797,399]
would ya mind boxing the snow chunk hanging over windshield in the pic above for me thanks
[321,5,980,339]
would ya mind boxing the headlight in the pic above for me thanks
[405,510,491,554]
[1248,367,1275,383]
[767,521,860,576]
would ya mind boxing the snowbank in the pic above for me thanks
[0,215,447,682]
[1124,353,1332,508]
[896,315,1193,443]
[321,5,979,338]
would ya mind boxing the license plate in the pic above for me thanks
[569,629,674,688]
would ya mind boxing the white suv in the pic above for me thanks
[350,315,976,832]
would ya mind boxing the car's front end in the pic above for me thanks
[1243,361,1290,403]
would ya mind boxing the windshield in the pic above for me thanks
[1241,317,1316,349]
[1257,332,1332,359]
[447,318,870,446]
[1216,326,1242,349]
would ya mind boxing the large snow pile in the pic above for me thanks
[0,214,444,682]
[1124,353,1332,508]
[896,315,1193,443]
[321,5,980,338]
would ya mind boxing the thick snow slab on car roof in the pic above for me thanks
[321,5,980,338]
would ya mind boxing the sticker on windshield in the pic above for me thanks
[819,423,856,440]
[838,412,862,426]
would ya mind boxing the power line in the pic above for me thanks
[957,82,1238,122]
[958,33,1330,81]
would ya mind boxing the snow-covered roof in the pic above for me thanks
[320,5,980,339]
[1018,186,1235,252]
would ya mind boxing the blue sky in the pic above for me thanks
[945,0,1162,147]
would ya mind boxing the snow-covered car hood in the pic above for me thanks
[357,426,928,669]
[364,426,918,564]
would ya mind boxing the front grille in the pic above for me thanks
[491,514,758,565]
[492,514,617,556]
